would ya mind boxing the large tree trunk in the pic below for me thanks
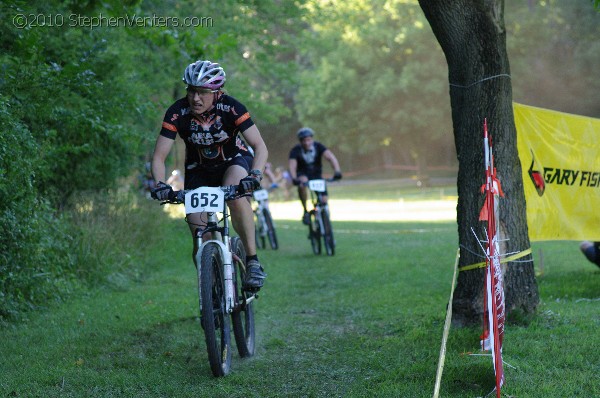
[419,0,539,326]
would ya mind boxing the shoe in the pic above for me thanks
[244,259,267,290]
[302,212,310,225]
[580,241,600,267]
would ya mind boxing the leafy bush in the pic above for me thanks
[0,96,77,323]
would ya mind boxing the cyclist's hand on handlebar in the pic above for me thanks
[333,171,342,181]
[151,181,173,200]
[239,175,261,193]
[293,176,307,186]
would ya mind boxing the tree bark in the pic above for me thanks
[419,0,539,326]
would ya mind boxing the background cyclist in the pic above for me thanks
[288,127,342,225]
[150,60,268,290]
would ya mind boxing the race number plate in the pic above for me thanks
[185,187,225,214]
[308,179,326,192]
[252,189,269,201]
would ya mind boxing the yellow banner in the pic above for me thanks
[515,103,600,241]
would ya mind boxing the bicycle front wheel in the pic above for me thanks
[200,242,232,377]
[263,208,279,250]
[230,237,256,357]
[309,211,321,255]
[321,207,335,256]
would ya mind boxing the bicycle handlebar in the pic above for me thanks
[159,185,253,205]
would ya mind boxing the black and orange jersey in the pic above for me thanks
[160,94,254,170]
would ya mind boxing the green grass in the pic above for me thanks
[270,178,458,204]
[327,181,457,202]
[1,198,598,397]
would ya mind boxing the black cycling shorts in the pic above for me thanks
[184,155,253,189]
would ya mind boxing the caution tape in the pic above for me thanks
[458,248,532,272]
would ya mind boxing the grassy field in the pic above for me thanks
[1,184,598,397]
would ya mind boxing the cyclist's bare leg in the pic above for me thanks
[298,182,309,213]
[223,165,257,256]
[186,212,209,266]
[186,212,208,237]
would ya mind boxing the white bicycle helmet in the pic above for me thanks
[182,60,226,90]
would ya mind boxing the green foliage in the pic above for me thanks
[0,0,158,320]
[507,0,600,116]
[0,95,76,322]
[132,0,304,125]
[2,7,156,207]
[295,0,453,168]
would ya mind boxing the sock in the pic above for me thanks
[246,255,258,264]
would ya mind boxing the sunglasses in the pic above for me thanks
[186,87,217,95]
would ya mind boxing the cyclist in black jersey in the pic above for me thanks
[151,60,267,289]
[288,127,342,225]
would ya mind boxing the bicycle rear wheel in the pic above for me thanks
[200,243,232,376]
[263,208,279,250]
[254,211,266,250]
[230,237,256,358]
[309,210,321,255]
[322,208,335,256]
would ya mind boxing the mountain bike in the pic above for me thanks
[161,185,257,377]
[253,188,278,250]
[306,178,336,256]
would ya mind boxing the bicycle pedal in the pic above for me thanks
[243,286,261,293]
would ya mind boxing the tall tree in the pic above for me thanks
[418,0,538,325]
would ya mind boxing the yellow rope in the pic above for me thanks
[458,248,532,272]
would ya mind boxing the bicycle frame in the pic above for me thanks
[195,211,237,312]
[252,188,279,250]
[305,178,336,256]
[183,186,255,314]
[161,185,256,377]
[253,190,269,239]
[308,180,328,231]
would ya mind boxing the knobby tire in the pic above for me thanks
[309,211,321,255]
[263,208,279,250]
[200,243,232,377]
[322,207,335,256]
[230,237,256,357]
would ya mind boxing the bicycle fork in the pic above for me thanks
[313,205,324,234]
[193,214,236,315]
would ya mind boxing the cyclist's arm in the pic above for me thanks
[152,135,175,184]
[288,158,298,181]
[242,124,268,174]
[323,149,341,174]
